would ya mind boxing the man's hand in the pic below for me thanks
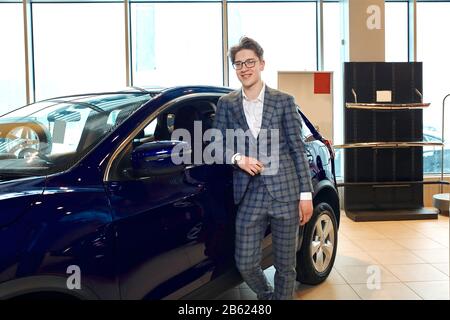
[237,156,264,176]
[299,199,313,226]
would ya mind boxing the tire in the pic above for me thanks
[296,202,338,285]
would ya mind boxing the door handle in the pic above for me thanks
[174,200,192,208]
[187,222,203,240]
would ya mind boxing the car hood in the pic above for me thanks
[0,175,46,227]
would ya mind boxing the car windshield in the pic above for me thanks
[0,92,154,177]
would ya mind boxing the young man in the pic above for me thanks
[213,37,314,300]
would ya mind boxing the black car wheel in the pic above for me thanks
[296,202,338,285]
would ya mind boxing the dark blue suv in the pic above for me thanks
[0,86,339,299]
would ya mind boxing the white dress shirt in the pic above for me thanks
[242,83,265,139]
[232,83,312,201]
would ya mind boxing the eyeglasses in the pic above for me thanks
[232,59,258,70]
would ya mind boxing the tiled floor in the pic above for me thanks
[217,211,449,300]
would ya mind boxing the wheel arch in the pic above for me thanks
[312,179,340,227]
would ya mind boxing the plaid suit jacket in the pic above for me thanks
[213,86,313,204]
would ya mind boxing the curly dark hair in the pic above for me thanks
[228,36,264,63]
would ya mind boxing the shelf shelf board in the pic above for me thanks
[337,180,450,188]
[346,102,430,110]
[334,141,443,149]
[345,208,439,222]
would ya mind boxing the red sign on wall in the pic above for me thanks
[314,72,331,94]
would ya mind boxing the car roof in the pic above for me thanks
[40,85,233,101]
[0,86,233,118]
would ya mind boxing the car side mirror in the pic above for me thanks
[131,140,191,177]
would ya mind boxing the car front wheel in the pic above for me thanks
[296,202,338,285]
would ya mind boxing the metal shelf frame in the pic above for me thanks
[337,180,450,188]
[346,102,430,110]
[335,141,443,149]
[348,88,430,110]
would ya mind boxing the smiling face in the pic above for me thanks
[234,49,265,90]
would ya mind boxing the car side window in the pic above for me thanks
[129,112,175,148]
[108,99,218,181]
[143,118,157,137]
[132,117,157,144]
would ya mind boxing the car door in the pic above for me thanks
[104,97,234,300]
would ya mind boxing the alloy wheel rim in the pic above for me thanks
[310,211,335,273]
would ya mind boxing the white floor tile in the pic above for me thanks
[334,265,400,284]
[376,229,428,240]
[343,229,388,240]
[384,264,449,282]
[401,221,446,232]
[322,268,347,285]
[405,281,449,300]
[414,227,449,238]
[295,283,361,300]
[368,250,426,265]
[370,224,416,234]
[337,239,364,252]
[356,239,405,251]
[432,263,449,276]
[335,251,379,267]
[393,238,446,250]
[426,234,449,248]
[412,248,449,263]
[351,283,422,300]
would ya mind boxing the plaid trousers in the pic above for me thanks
[235,175,299,300]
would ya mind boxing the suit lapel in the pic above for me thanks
[231,90,250,132]
[260,85,276,131]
